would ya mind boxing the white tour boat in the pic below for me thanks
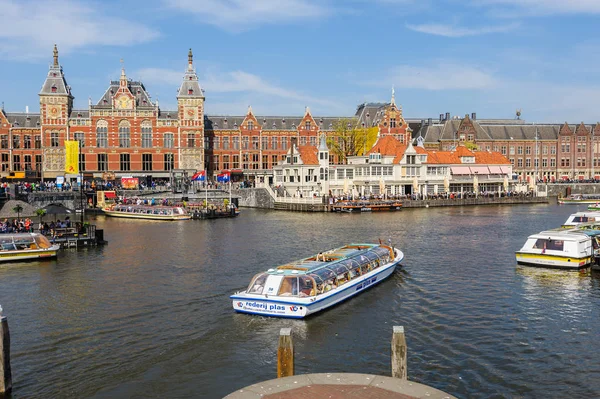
[515,229,600,269]
[561,211,600,228]
[0,233,60,263]
[103,204,191,221]
[231,243,404,318]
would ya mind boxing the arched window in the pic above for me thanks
[50,131,59,147]
[119,120,131,148]
[188,132,195,148]
[96,120,108,148]
[141,120,153,148]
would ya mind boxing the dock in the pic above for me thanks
[225,326,456,399]
[49,224,107,249]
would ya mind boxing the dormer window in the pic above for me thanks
[369,153,382,163]
[305,121,310,130]
[143,100,147,105]
[51,85,57,93]
[188,88,193,95]
[248,121,253,130]
[189,76,193,80]
[234,123,238,128]
[103,99,108,104]
[272,122,276,128]
[137,89,141,94]
[77,113,82,118]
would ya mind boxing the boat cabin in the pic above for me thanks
[246,244,394,298]
[0,233,54,251]
[562,212,600,228]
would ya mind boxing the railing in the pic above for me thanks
[275,197,324,204]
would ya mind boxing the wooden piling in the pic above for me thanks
[0,316,12,395]
[277,328,294,378]
[391,325,407,380]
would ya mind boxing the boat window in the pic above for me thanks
[534,239,564,251]
[1,243,16,251]
[247,273,268,294]
[278,276,299,296]
[34,234,52,249]
[299,276,316,297]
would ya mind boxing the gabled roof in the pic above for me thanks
[95,80,153,108]
[297,145,319,165]
[367,135,408,163]
[473,151,511,165]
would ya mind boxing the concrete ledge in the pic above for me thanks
[224,373,456,399]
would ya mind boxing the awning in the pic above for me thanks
[488,166,503,174]
[500,166,512,174]
[470,166,490,174]
[451,166,471,175]
[104,191,117,198]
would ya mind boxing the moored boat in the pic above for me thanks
[103,204,191,220]
[558,194,600,205]
[515,229,600,269]
[231,243,404,318]
[561,211,600,228]
[332,200,403,213]
[0,233,60,263]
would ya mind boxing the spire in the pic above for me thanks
[391,86,396,106]
[188,48,193,68]
[120,59,128,87]
[53,44,58,67]
[178,49,203,99]
[305,106,311,116]
[247,105,253,115]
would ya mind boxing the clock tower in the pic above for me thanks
[39,44,73,177]
[177,48,205,173]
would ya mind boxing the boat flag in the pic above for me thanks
[191,170,205,181]
[217,171,231,183]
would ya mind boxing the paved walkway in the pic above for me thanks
[224,373,456,399]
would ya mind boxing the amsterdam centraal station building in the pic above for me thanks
[1,46,599,184]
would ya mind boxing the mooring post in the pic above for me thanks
[0,307,12,395]
[277,328,294,378]
[391,325,407,380]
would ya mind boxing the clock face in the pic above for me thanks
[49,106,59,118]
[185,107,196,119]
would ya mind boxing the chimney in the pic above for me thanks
[421,119,425,126]
[439,113,444,122]
[471,112,476,120]
[428,118,432,126]
[26,105,29,114]
[445,112,450,121]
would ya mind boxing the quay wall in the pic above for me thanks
[546,183,600,198]
[402,196,548,208]
[232,188,274,209]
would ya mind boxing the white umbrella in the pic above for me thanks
[473,174,479,194]
[412,176,419,195]
[379,178,386,198]
[343,178,349,194]
[529,176,536,191]
[503,175,509,192]
[443,176,450,192]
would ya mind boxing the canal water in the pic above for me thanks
[1,204,600,398]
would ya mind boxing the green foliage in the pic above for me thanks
[465,142,478,151]
[12,204,23,219]
[35,209,47,221]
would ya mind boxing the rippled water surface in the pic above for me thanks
[1,204,600,398]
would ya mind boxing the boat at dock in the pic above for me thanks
[188,203,240,220]
[515,229,600,269]
[558,194,600,205]
[231,243,404,318]
[331,200,403,213]
[103,204,191,220]
[561,211,600,228]
[0,233,60,263]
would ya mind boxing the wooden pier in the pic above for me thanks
[225,326,456,399]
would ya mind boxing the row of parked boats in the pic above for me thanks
[516,208,600,270]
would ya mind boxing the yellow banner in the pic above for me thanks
[65,140,79,174]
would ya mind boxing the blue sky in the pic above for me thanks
[1,0,599,122]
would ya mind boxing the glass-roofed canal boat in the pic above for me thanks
[231,243,404,318]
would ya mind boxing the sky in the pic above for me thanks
[1,0,599,122]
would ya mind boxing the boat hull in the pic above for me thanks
[0,246,60,263]
[103,210,191,221]
[515,252,592,269]
[231,250,404,318]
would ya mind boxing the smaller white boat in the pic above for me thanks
[561,211,600,228]
[103,204,191,221]
[0,233,59,263]
[558,194,600,204]
[516,229,600,269]
[231,243,404,318]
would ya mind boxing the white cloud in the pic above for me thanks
[0,0,159,60]
[164,0,329,32]
[474,0,600,15]
[384,63,498,90]
[408,22,519,37]
[136,66,345,114]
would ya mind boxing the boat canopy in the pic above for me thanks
[270,244,392,276]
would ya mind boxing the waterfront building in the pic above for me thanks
[0,45,597,186]
[274,134,512,198]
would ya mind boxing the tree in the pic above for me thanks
[35,208,47,223]
[327,119,376,163]
[12,204,23,220]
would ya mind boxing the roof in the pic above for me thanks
[5,113,41,129]
[297,145,319,165]
[177,50,204,99]
[204,116,347,131]
[94,80,153,108]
